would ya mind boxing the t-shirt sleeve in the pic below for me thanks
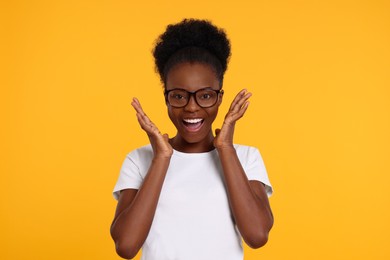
[112,153,143,200]
[242,146,273,197]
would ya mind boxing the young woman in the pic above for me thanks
[110,19,273,260]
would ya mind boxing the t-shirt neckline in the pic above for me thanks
[172,148,217,158]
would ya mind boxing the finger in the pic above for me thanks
[162,133,169,142]
[235,100,250,119]
[234,92,252,111]
[136,112,150,132]
[131,98,155,128]
[131,98,147,116]
[228,89,247,111]
[131,97,140,110]
[230,90,252,113]
[141,114,157,131]
[226,100,250,123]
[228,96,251,119]
[136,110,159,135]
[214,128,221,136]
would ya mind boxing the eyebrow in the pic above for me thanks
[165,87,218,91]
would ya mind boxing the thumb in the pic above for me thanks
[214,128,221,136]
[162,133,169,142]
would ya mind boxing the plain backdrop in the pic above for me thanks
[1,0,389,259]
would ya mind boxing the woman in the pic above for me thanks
[110,18,274,260]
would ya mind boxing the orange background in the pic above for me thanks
[1,0,389,259]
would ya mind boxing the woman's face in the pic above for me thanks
[165,62,222,148]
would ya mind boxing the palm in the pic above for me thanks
[131,98,173,158]
[214,89,252,148]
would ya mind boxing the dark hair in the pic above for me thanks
[152,18,231,87]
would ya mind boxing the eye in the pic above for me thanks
[170,92,185,100]
[201,94,211,99]
[172,94,184,99]
[198,91,215,100]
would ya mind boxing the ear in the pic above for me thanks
[163,86,169,106]
[217,89,224,106]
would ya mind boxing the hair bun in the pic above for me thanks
[153,19,231,84]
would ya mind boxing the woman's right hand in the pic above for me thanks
[131,98,173,159]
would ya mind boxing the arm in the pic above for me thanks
[110,98,173,259]
[216,147,273,248]
[214,89,274,248]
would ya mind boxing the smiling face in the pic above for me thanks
[165,62,223,152]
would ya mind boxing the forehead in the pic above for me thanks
[165,62,220,91]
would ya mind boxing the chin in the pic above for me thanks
[178,127,212,145]
[180,133,207,144]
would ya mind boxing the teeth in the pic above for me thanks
[183,118,203,124]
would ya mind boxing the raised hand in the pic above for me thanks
[131,98,173,159]
[214,89,252,149]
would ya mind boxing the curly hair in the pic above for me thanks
[152,18,231,87]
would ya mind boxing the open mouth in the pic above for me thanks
[182,118,204,132]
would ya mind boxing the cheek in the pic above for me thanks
[167,107,179,125]
[167,107,174,121]
[206,107,219,122]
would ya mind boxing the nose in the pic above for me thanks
[183,93,200,112]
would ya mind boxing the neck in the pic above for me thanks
[170,132,215,153]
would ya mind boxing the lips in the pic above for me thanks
[182,118,204,132]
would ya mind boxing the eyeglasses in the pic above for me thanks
[164,88,224,108]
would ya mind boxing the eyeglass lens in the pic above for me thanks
[167,89,219,108]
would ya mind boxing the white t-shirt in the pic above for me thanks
[113,144,273,260]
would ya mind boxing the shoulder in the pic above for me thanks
[126,144,153,164]
[233,144,273,196]
[233,144,264,166]
[233,143,261,156]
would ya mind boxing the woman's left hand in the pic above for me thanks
[214,89,252,149]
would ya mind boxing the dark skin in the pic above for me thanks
[110,62,273,259]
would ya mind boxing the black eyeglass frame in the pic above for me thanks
[164,88,224,108]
